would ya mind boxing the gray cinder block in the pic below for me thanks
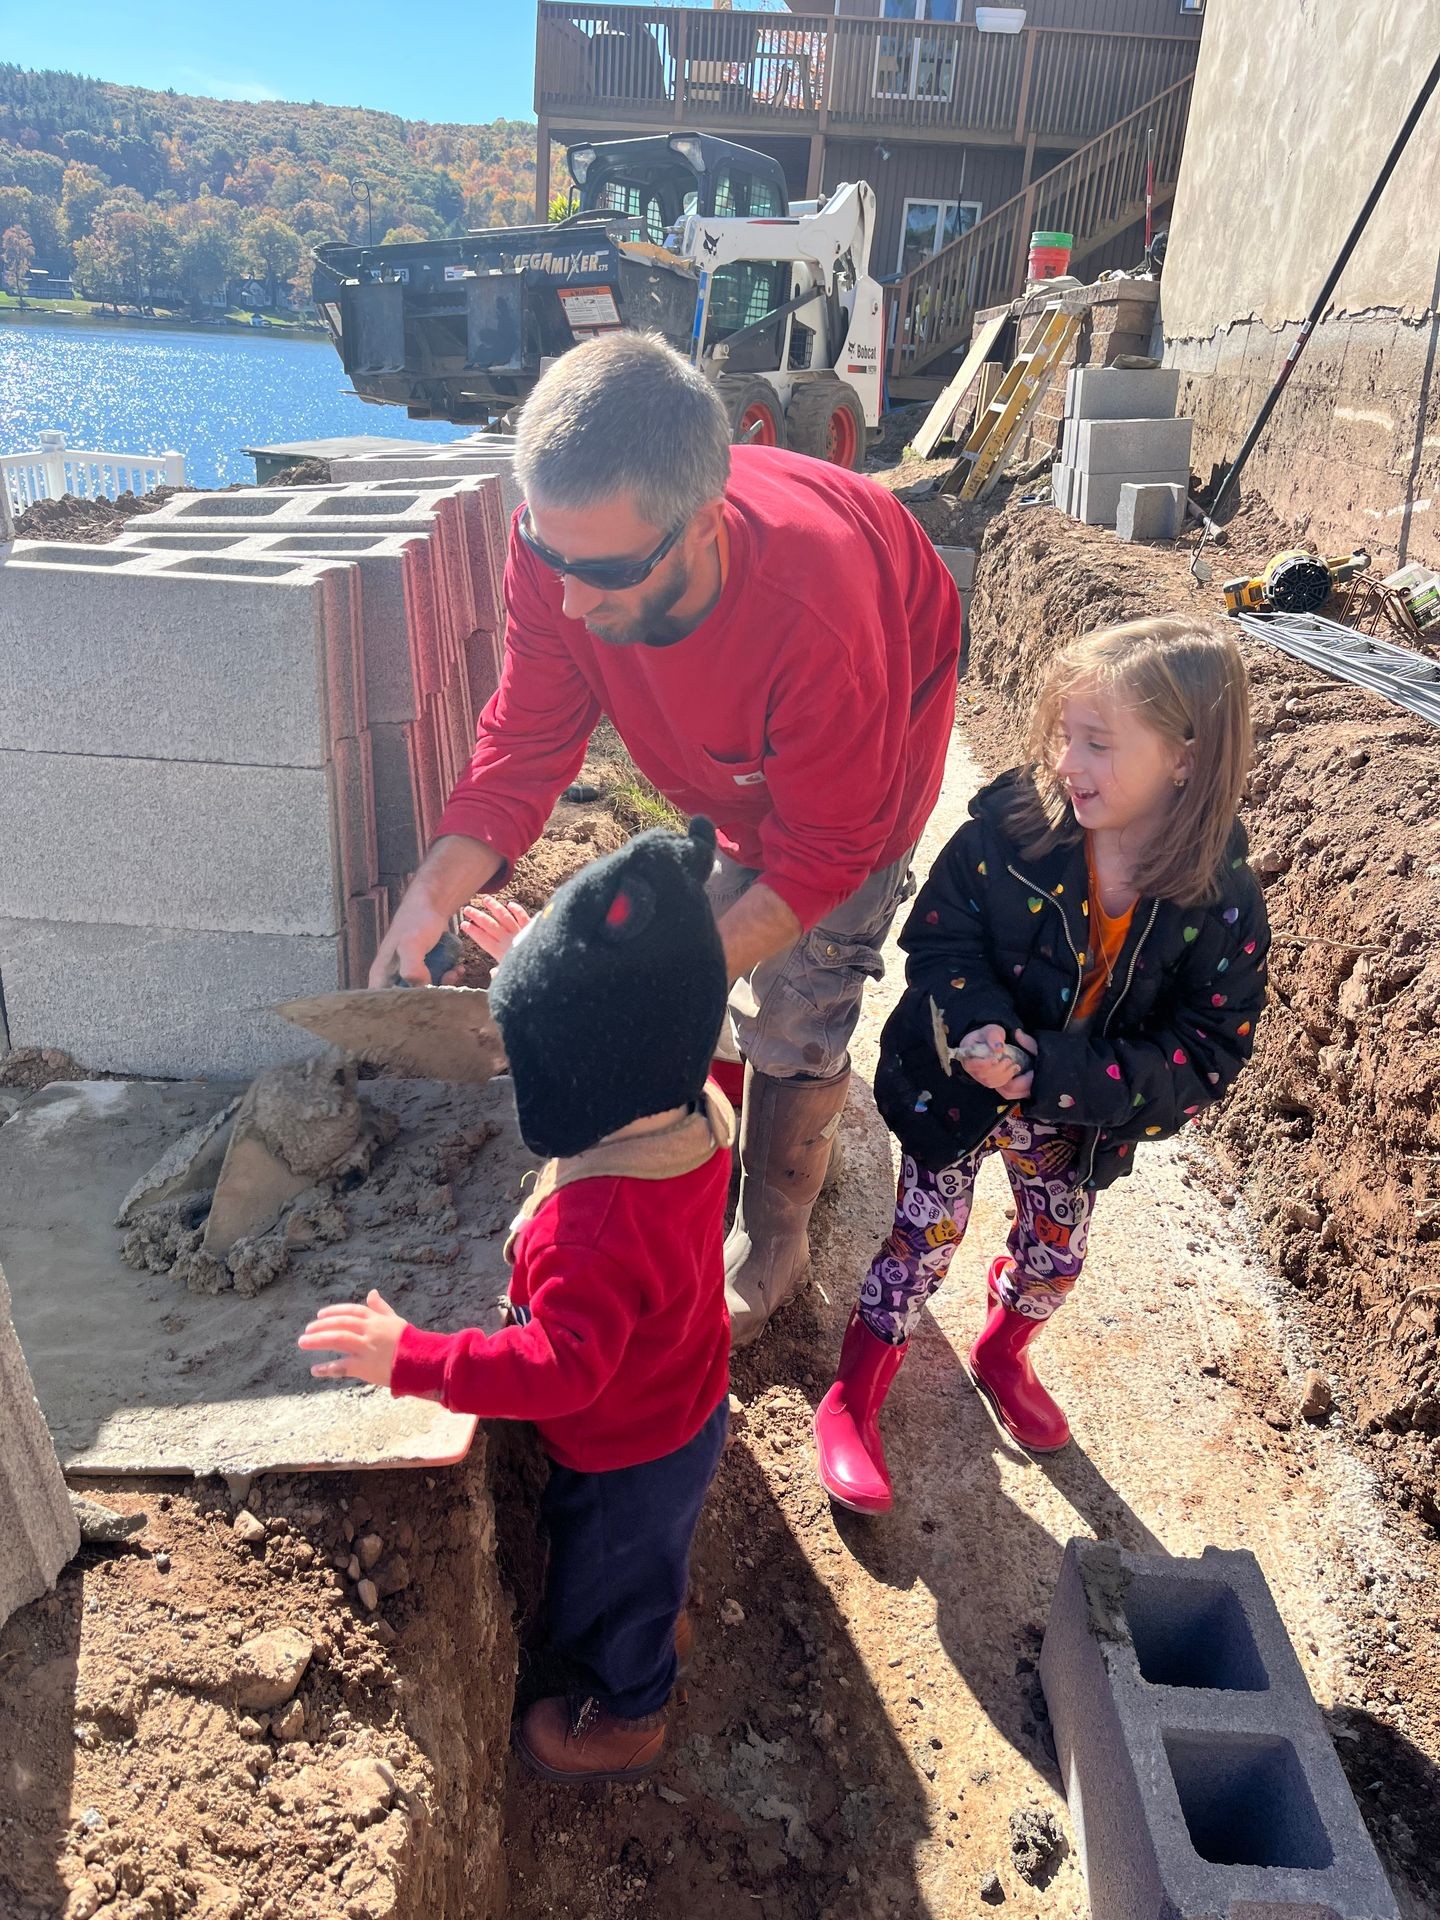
[1072,468,1190,528]
[933,545,976,592]
[0,556,353,766]
[1052,463,1075,515]
[1065,367,1181,423]
[1039,1540,1399,1920]
[0,1259,80,1630]
[0,919,340,1079]
[1072,417,1195,477]
[0,752,340,936]
[1117,483,1188,544]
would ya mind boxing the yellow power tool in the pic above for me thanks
[1222,548,1370,617]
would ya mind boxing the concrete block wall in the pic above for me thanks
[0,1258,80,1632]
[970,281,1163,470]
[1040,1540,1399,1920]
[1052,368,1192,530]
[0,468,510,1078]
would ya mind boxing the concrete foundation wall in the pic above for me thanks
[1162,0,1440,567]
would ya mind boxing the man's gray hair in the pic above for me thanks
[514,331,731,531]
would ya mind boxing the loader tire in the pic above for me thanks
[716,376,787,450]
[784,377,866,470]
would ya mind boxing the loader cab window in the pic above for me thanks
[705,260,789,372]
[711,165,784,220]
[592,178,668,243]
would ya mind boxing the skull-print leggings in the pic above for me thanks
[859,1116,1095,1346]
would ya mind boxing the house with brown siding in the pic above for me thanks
[534,0,1203,390]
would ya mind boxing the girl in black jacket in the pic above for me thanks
[814,616,1270,1512]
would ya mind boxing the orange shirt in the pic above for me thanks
[1074,837,1136,1023]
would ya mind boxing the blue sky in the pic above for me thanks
[4,1,546,124]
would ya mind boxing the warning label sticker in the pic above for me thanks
[558,286,621,330]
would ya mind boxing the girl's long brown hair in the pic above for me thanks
[1008,616,1253,907]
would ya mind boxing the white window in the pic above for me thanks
[1178,0,1204,11]
[897,196,982,276]
[875,0,960,104]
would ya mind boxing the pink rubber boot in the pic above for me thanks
[966,1256,1071,1452]
[814,1310,908,1512]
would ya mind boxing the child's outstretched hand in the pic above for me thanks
[959,1026,1036,1102]
[460,895,531,963]
[298,1290,409,1388]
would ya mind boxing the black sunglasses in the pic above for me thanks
[518,507,686,592]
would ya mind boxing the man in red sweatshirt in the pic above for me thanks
[370,331,961,1348]
[302,819,733,1783]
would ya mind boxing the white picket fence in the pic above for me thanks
[0,431,186,511]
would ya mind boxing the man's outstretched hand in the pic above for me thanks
[298,1290,409,1388]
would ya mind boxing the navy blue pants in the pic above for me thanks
[541,1397,728,1719]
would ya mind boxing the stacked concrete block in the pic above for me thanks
[1053,368,1192,530]
[131,476,509,915]
[1040,1540,1399,1920]
[0,468,511,1078]
[326,445,523,518]
[0,1260,79,1631]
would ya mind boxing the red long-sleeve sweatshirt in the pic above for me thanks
[438,445,962,931]
[389,1148,730,1473]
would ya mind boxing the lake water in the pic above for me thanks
[0,320,467,489]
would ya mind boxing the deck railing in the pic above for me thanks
[0,433,186,513]
[888,71,1193,376]
[535,4,1200,147]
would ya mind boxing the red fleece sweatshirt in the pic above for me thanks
[388,1150,730,1473]
[438,445,961,931]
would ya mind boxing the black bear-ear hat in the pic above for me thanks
[489,816,727,1159]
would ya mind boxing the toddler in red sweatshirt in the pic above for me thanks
[299,817,732,1783]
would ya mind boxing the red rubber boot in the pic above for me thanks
[814,1310,908,1513]
[966,1257,1071,1452]
[708,1056,746,1115]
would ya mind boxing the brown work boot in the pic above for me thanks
[724,1066,851,1350]
[514,1694,668,1783]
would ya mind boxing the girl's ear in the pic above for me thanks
[1173,739,1196,788]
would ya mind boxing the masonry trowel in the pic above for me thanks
[272,933,508,1083]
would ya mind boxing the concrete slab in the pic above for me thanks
[1065,366,1181,423]
[1040,1539,1399,1920]
[0,1076,534,1476]
[0,921,343,1078]
[1072,416,1195,477]
[1118,482,1188,543]
[0,752,339,935]
[0,558,352,767]
[0,1260,80,1628]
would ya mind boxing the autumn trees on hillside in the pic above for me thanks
[0,63,557,315]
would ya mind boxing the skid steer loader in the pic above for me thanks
[311,132,883,468]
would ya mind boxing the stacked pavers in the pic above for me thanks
[1040,1539,1398,1920]
[0,470,509,1079]
[1052,367,1193,533]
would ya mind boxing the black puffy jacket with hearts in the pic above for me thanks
[874,770,1271,1190]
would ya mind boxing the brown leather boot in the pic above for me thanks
[514,1694,668,1783]
[724,1065,851,1350]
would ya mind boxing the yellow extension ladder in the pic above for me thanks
[951,304,1081,502]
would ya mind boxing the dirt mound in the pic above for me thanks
[0,1461,513,1920]
[965,496,1440,1531]
[14,488,182,544]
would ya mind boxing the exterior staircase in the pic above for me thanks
[888,72,1193,381]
